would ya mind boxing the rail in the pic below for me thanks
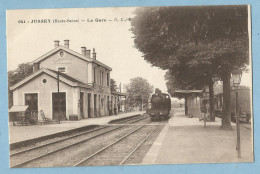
[10,115,149,168]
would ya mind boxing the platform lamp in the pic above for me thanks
[211,75,220,121]
[212,75,220,83]
[231,69,242,158]
[202,89,207,128]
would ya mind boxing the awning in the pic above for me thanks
[174,89,209,94]
[9,105,29,112]
[174,90,203,94]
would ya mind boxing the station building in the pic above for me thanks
[175,81,251,119]
[174,90,205,118]
[10,40,125,120]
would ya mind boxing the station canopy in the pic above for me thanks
[174,90,203,94]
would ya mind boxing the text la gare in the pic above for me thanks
[87,18,106,22]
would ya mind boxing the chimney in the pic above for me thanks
[33,63,40,73]
[81,47,86,56]
[54,40,60,48]
[64,40,69,48]
[86,49,91,58]
[92,48,96,60]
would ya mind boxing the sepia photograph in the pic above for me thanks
[6,5,253,168]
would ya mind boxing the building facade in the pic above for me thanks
[10,40,124,120]
[174,90,209,118]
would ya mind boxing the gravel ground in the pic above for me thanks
[123,125,165,165]
[109,115,148,124]
[10,115,148,154]
[10,125,122,167]
[10,116,151,168]
[10,125,105,154]
[79,124,162,166]
[19,125,142,168]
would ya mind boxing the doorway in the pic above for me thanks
[52,92,66,120]
[80,92,84,118]
[88,93,91,118]
[94,94,97,117]
[25,93,38,112]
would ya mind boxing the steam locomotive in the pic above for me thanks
[147,89,171,121]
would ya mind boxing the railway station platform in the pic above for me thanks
[9,111,145,145]
[142,110,254,164]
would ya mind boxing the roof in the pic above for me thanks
[31,46,112,71]
[174,90,204,94]
[9,105,29,112]
[10,68,92,91]
[174,89,209,95]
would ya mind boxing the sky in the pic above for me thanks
[6,7,252,97]
[6,7,169,93]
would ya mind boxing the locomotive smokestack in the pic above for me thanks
[155,88,162,95]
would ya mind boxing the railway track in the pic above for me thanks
[74,123,161,166]
[10,114,150,168]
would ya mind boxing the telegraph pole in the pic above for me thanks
[235,87,241,157]
[57,71,61,124]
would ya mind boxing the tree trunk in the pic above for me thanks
[141,96,143,111]
[221,72,232,129]
[209,77,215,121]
[185,96,188,116]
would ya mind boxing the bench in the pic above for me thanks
[39,110,60,124]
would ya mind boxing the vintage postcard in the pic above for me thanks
[6,5,253,168]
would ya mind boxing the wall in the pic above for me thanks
[92,64,110,87]
[40,51,89,84]
[12,73,75,120]
[187,95,202,118]
[230,88,251,114]
[92,84,111,117]
[78,88,93,119]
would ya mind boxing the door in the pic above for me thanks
[80,92,84,118]
[94,94,97,117]
[88,93,91,118]
[107,96,110,114]
[52,92,66,120]
[25,93,38,112]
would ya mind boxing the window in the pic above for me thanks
[100,70,102,84]
[107,73,109,86]
[59,51,65,57]
[25,93,38,112]
[58,67,66,73]
[101,71,104,85]
[42,79,47,83]
[93,67,96,83]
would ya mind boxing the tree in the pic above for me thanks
[124,77,154,111]
[110,78,117,92]
[131,6,249,129]
[8,63,33,108]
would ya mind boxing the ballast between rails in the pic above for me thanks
[10,114,150,168]
[119,123,161,165]
[73,121,158,166]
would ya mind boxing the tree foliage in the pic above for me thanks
[124,77,154,109]
[131,5,248,71]
[110,78,117,92]
[131,5,249,128]
[8,63,33,108]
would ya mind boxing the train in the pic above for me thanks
[147,89,171,121]
[214,87,251,123]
